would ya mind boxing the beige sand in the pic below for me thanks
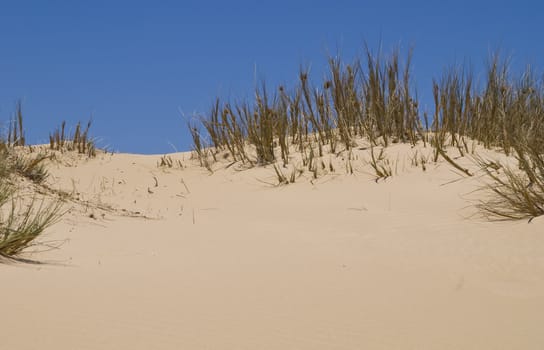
[2,145,544,349]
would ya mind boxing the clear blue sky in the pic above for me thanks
[1,0,542,154]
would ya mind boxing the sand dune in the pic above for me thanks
[2,145,544,349]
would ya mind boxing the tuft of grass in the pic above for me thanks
[429,51,542,212]
[369,146,393,181]
[0,181,14,207]
[0,102,66,261]
[410,150,429,171]
[49,120,96,158]
[158,155,184,169]
[0,194,63,258]
[0,152,62,260]
[476,143,544,220]
[159,155,173,167]
[11,153,50,184]
[362,45,419,147]
[7,100,26,147]
[272,163,303,185]
[188,122,214,172]
[0,110,50,184]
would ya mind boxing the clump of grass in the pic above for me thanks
[272,163,303,185]
[431,53,544,158]
[49,120,96,158]
[362,45,419,147]
[476,144,544,220]
[0,105,65,260]
[368,146,393,181]
[0,181,13,205]
[159,155,173,167]
[0,146,10,179]
[7,100,26,147]
[430,65,474,176]
[188,122,214,172]
[328,57,357,150]
[158,155,184,169]
[10,153,50,184]
[430,53,544,219]
[410,150,429,171]
[0,194,63,259]
[0,111,49,184]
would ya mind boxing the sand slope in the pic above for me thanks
[2,146,544,349]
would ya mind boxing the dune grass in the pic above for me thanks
[7,100,26,147]
[0,194,63,259]
[192,45,418,167]
[434,55,544,219]
[475,129,544,220]
[188,46,544,220]
[0,149,63,260]
[0,104,67,261]
[49,119,96,158]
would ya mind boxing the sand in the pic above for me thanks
[2,145,544,349]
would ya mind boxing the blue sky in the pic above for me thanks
[0,0,542,154]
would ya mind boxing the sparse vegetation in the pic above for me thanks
[6,100,26,147]
[10,153,50,184]
[158,155,184,169]
[368,146,394,181]
[49,120,96,158]
[432,55,544,219]
[0,42,542,263]
[0,103,68,261]
[0,162,56,261]
[410,150,429,172]
[190,45,418,168]
[188,46,544,220]
[474,127,544,220]
[188,122,214,172]
[0,195,63,259]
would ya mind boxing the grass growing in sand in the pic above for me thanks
[188,46,544,221]
[190,45,420,168]
[49,119,97,158]
[433,55,544,220]
[2,42,543,263]
[0,153,61,261]
[0,103,74,261]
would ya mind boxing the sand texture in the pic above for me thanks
[2,144,544,350]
